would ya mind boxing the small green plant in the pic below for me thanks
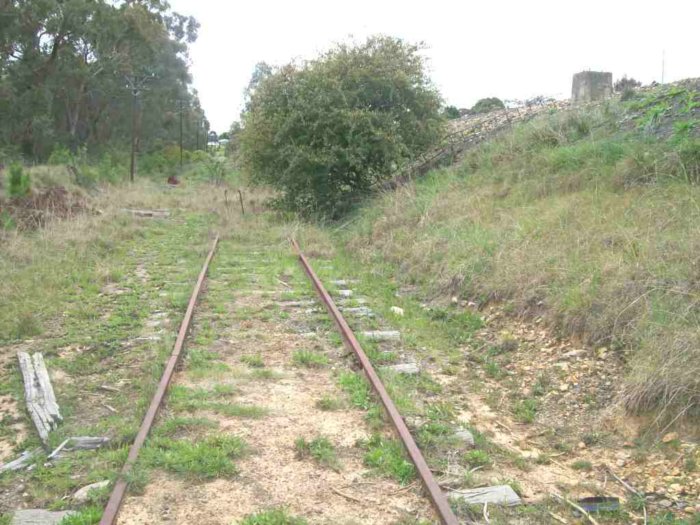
[532,373,551,396]
[571,459,593,471]
[463,449,492,469]
[513,398,538,424]
[484,359,502,379]
[240,508,307,525]
[11,311,42,340]
[7,162,30,198]
[47,146,73,165]
[205,155,228,185]
[294,436,340,471]
[241,354,265,368]
[338,371,372,409]
[291,349,328,368]
[57,506,102,524]
[535,454,551,465]
[315,395,343,411]
[684,456,697,472]
[250,368,281,380]
[362,434,415,484]
[0,210,15,230]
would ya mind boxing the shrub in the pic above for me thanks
[47,146,73,165]
[240,36,444,219]
[471,97,505,114]
[614,76,642,92]
[443,105,461,119]
[7,163,30,198]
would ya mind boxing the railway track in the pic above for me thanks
[98,236,459,525]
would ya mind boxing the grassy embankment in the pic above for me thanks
[329,83,700,426]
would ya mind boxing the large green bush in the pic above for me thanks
[239,36,444,219]
[470,97,505,114]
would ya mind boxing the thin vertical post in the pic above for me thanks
[179,99,184,169]
[129,89,137,182]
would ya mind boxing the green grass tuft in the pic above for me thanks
[315,395,343,411]
[58,506,102,524]
[361,434,415,484]
[338,371,372,409]
[143,435,246,480]
[240,508,307,525]
[241,354,265,368]
[294,436,340,471]
[291,349,328,368]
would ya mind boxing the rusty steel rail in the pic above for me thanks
[291,238,459,525]
[99,235,219,525]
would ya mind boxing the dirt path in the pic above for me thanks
[119,247,435,524]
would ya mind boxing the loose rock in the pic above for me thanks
[449,485,521,506]
[72,480,110,502]
[12,509,75,525]
[362,330,400,341]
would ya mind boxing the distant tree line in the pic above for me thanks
[0,0,206,162]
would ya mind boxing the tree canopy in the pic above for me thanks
[0,0,206,161]
[239,36,444,219]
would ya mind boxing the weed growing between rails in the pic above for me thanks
[117,228,437,524]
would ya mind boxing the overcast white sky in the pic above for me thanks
[169,0,700,133]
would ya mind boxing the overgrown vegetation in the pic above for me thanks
[239,36,444,218]
[142,434,246,480]
[340,82,700,423]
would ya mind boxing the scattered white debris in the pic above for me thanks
[390,306,405,316]
[338,289,353,297]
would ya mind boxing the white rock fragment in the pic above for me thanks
[362,330,400,341]
[72,480,110,502]
[280,300,317,307]
[383,362,420,375]
[454,428,475,447]
[12,509,75,525]
[390,306,404,316]
[338,289,353,297]
[332,279,357,286]
[449,485,521,506]
[340,306,374,317]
